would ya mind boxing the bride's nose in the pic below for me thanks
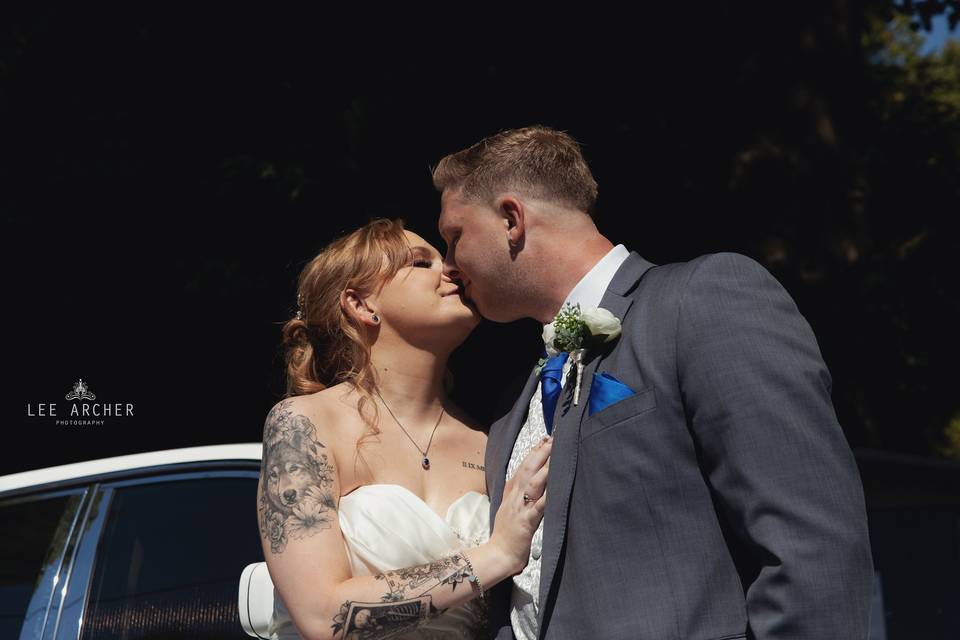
[439,271,463,294]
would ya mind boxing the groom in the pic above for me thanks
[433,126,874,639]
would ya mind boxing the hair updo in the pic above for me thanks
[281,217,414,430]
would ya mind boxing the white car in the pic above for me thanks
[2,446,958,639]
[0,444,271,640]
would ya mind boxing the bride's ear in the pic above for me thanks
[341,289,380,327]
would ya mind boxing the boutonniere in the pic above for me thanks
[536,303,623,405]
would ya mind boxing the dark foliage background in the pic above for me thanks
[3,3,958,474]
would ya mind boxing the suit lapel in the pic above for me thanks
[489,365,541,528]
[535,252,657,633]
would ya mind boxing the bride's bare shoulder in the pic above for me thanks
[263,383,366,442]
[299,382,363,413]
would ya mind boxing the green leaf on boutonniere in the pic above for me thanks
[538,302,623,377]
[534,356,548,376]
[552,303,587,353]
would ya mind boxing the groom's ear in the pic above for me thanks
[497,195,525,247]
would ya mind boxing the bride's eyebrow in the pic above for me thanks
[408,246,436,261]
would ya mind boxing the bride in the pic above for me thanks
[258,217,552,639]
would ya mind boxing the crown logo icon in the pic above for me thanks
[65,379,97,401]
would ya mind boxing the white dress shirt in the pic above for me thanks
[506,243,630,640]
[547,243,631,331]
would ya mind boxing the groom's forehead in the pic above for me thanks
[437,202,462,236]
[439,190,474,226]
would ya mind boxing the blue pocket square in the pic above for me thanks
[588,372,636,417]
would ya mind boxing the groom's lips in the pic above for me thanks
[448,282,476,308]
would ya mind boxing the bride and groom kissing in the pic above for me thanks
[257,125,875,639]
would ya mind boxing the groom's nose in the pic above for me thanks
[441,252,460,280]
[442,263,468,296]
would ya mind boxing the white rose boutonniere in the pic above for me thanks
[537,302,623,405]
[580,306,623,343]
[541,323,560,357]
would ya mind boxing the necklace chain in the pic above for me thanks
[374,388,444,469]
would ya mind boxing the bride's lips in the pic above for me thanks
[443,283,476,308]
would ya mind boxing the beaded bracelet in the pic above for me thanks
[461,553,486,602]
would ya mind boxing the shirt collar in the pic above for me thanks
[546,244,630,328]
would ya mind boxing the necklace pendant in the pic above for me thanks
[422,457,430,470]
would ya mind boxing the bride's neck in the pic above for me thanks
[368,340,450,419]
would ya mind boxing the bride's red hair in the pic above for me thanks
[281,217,413,431]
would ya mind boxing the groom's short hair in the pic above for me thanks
[431,125,598,216]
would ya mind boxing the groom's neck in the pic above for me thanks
[531,232,615,323]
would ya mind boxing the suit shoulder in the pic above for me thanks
[624,251,762,296]
[687,251,769,274]
[677,251,802,334]
[629,252,785,324]
[627,250,765,282]
[672,251,779,293]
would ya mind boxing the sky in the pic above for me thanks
[920,13,960,54]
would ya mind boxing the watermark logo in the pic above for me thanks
[27,378,134,426]
[65,379,96,401]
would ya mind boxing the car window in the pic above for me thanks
[79,476,263,640]
[860,455,960,639]
[868,503,960,638]
[0,492,84,640]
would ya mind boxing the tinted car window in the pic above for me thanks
[80,476,263,640]
[0,493,82,639]
[868,504,960,638]
[860,454,960,639]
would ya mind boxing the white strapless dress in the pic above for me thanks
[268,484,491,639]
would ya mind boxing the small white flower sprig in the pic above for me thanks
[536,303,623,405]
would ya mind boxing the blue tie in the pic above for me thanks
[540,351,569,435]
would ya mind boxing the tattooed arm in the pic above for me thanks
[256,398,551,640]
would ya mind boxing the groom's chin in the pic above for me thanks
[463,292,512,323]
[472,303,515,324]
[458,294,482,317]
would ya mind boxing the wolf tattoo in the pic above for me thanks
[259,399,337,554]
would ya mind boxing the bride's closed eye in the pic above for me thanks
[412,259,433,268]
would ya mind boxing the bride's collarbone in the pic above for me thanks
[340,482,488,522]
[341,475,485,513]
[331,423,487,506]
[344,444,486,487]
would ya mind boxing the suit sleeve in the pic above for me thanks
[484,415,517,640]
[675,252,874,639]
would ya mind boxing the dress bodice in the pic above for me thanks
[268,484,491,639]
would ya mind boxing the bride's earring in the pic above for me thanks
[372,313,380,324]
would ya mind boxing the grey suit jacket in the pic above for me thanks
[484,251,874,640]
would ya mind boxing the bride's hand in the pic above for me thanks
[489,436,552,574]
